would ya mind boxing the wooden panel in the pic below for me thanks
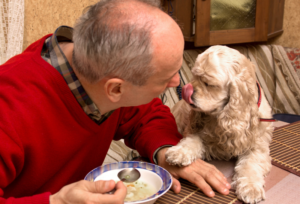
[175,0,194,40]
[164,0,284,47]
[210,28,256,45]
[194,0,271,46]
[194,0,211,47]
[268,0,285,39]
[268,30,284,39]
[161,0,194,41]
[255,0,270,41]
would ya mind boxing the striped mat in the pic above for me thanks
[155,179,242,204]
[270,121,300,176]
[155,121,300,204]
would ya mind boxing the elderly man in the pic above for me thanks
[0,0,230,203]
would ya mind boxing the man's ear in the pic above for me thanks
[104,78,125,103]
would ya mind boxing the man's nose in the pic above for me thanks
[167,72,180,87]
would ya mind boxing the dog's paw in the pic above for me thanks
[165,145,197,166]
[236,182,265,204]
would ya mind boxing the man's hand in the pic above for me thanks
[50,180,127,204]
[157,147,231,197]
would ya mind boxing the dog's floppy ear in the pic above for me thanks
[217,60,260,143]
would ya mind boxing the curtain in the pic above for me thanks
[0,0,24,65]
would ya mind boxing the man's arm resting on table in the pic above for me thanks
[156,147,231,197]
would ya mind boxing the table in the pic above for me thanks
[155,121,300,204]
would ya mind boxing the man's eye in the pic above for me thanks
[204,82,208,86]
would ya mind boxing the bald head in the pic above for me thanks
[72,0,183,86]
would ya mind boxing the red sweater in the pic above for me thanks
[0,35,181,203]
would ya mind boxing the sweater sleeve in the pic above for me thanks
[0,128,23,193]
[0,129,50,204]
[0,193,51,204]
[115,98,182,163]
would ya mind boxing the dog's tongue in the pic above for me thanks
[182,83,194,104]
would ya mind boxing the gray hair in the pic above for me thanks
[72,0,161,86]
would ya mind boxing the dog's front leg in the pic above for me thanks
[233,149,272,204]
[165,134,206,166]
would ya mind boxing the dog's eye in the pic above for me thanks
[204,82,216,88]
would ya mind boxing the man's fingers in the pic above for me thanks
[80,180,127,203]
[93,180,116,194]
[221,176,231,189]
[51,180,127,204]
[83,193,125,204]
[88,183,127,204]
[175,165,215,197]
[204,174,230,195]
[200,167,230,194]
[176,160,231,197]
[188,171,216,197]
[162,156,232,198]
[114,181,127,196]
[194,160,231,190]
[171,177,181,194]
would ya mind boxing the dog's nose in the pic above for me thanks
[182,83,194,104]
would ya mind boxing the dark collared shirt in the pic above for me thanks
[41,26,114,124]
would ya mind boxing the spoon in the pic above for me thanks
[106,168,141,194]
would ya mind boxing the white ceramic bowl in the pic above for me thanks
[84,161,172,204]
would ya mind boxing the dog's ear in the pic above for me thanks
[217,61,260,142]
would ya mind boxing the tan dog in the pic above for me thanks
[165,45,274,204]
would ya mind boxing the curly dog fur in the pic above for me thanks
[166,45,274,204]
